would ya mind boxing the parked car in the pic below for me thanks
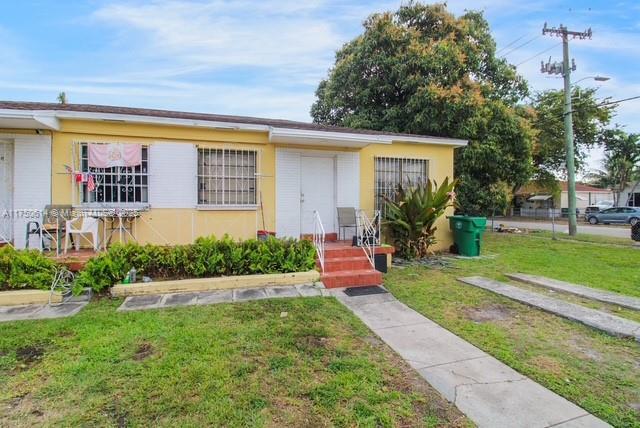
[583,206,601,221]
[586,207,640,225]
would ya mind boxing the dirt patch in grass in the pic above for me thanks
[567,338,604,362]
[133,342,154,361]
[103,401,129,428]
[295,335,333,354]
[464,304,513,323]
[15,345,47,369]
[2,393,61,427]
[529,356,565,377]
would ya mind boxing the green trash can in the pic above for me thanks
[448,216,487,257]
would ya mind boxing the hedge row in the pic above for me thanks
[0,246,59,291]
[75,236,317,292]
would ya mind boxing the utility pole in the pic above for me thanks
[541,23,592,236]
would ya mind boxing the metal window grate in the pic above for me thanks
[79,143,148,204]
[375,156,428,214]
[198,148,257,206]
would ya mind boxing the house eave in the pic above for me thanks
[269,127,468,148]
[0,107,468,148]
[0,109,60,130]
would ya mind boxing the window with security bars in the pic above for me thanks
[198,148,257,206]
[80,144,149,204]
[375,157,428,214]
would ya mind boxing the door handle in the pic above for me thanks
[300,192,305,203]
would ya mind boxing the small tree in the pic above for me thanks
[57,92,68,104]
[383,178,456,259]
[601,127,640,206]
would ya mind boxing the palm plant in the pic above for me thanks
[383,178,457,259]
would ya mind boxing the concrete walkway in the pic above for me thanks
[460,277,640,341]
[0,290,92,323]
[117,283,327,311]
[506,273,640,311]
[332,289,610,428]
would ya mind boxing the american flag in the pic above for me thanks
[87,173,96,192]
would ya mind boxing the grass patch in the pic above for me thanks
[0,297,469,427]
[386,233,640,427]
[532,229,637,247]
[468,232,640,298]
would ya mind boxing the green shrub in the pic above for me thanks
[383,178,457,259]
[0,246,59,291]
[76,235,317,293]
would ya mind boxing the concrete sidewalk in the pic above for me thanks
[332,290,609,428]
[0,289,92,323]
[460,276,640,341]
[506,273,640,311]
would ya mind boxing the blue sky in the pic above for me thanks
[1,0,639,170]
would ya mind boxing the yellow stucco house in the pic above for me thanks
[0,101,466,252]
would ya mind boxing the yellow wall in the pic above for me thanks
[359,142,457,251]
[51,120,275,243]
[43,119,458,249]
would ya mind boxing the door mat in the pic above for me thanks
[343,286,388,297]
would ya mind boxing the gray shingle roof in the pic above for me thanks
[0,100,460,142]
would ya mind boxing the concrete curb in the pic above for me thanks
[0,289,63,306]
[506,273,640,311]
[459,276,640,342]
[110,270,320,297]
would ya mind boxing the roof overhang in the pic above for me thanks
[269,127,467,148]
[528,195,553,201]
[0,108,468,148]
[0,109,60,130]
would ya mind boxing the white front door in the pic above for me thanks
[300,156,335,234]
[0,142,13,242]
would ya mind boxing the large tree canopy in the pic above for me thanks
[311,2,535,214]
[530,87,614,183]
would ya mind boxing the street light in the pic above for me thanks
[572,75,610,86]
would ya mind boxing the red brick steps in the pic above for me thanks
[318,240,383,289]
[321,269,383,288]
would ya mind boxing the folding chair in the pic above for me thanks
[336,207,357,241]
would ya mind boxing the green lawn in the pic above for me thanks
[0,298,469,427]
[386,233,640,427]
[532,229,637,247]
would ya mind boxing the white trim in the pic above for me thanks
[196,205,258,211]
[56,110,270,132]
[0,133,52,143]
[269,127,467,147]
[0,110,60,130]
[0,108,468,147]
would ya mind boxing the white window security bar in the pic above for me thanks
[374,156,428,215]
[198,148,258,206]
[73,142,149,205]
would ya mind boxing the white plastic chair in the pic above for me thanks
[64,217,100,253]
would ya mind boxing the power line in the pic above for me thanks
[515,42,562,67]
[496,34,527,55]
[500,34,542,57]
[597,95,640,107]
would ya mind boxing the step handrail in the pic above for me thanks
[356,209,380,268]
[313,210,326,272]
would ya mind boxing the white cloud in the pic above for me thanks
[92,0,343,82]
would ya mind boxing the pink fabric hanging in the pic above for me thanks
[88,143,142,168]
